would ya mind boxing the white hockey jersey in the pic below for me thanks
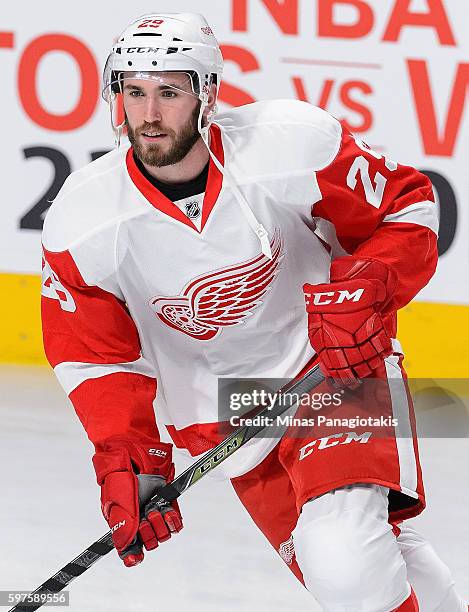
[41,100,438,478]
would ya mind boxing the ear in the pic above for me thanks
[203,83,218,121]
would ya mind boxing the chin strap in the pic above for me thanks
[197,99,272,260]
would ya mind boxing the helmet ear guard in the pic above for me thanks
[109,72,122,96]
[107,89,126,148]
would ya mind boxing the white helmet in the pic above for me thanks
[103,13,224,144]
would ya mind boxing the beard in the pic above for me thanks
[127,103,201,168]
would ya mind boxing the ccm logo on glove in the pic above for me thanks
[111,520,126,533]
[149,448,168,457]
[306,288,365,307]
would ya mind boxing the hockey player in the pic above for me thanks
[41,13,467,612]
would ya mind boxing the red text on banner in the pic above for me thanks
[232,0,298,34]
[18,34,99,131]
[408,60,469,157]
[383,0,456,46]
[233,0,456,46]
[218,44,259,107]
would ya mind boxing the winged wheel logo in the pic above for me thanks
[149,229,283,340]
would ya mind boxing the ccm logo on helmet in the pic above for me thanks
[307,288,365,306]
[299,431,372,461]
[126,47,160,54]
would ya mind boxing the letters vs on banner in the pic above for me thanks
[3,0,469,304]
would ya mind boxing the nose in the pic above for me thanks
[143,94,163,123]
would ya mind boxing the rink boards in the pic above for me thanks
[1,270,468,377]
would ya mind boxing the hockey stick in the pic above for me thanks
[8,364,324,611]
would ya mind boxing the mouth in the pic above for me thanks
[140,131,168,142]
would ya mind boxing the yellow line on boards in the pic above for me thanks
[0,273,46,365]
[0,273,468,377]
[398,301,469,378]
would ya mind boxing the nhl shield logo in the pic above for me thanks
[185,200,201,219]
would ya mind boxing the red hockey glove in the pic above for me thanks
[92,437,183,567]
[303,257,397,385]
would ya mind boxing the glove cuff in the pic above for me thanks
[93,436,173,485]
[330,257,398,311]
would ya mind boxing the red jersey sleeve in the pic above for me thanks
[41,247,160,451]
[313,124,438,311]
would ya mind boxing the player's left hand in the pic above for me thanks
[303,257,397,386]
[92,437,183,567]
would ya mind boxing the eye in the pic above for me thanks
[128,90,144,97]
[161,90,177,98]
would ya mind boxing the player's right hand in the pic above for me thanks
[92,436,183,567]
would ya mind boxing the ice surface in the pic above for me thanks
[1,366,468,611]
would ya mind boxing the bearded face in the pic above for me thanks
[126,101,201,168]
